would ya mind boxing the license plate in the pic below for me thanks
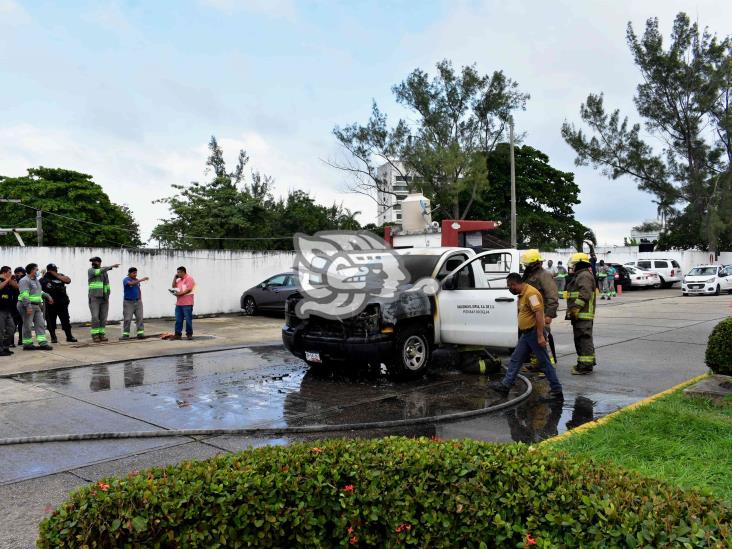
[305,351,321,363]
[690,289,703,293]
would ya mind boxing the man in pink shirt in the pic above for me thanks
[171,266,195,340]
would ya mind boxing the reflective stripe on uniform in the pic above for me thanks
[577,355,595,363]
[36,335,47,343]
[90,328,101,334]
[575,298,585,308]
[577,297,595,320]
[103,284,111,293]
[18,290,30,299]
[22,338,33,345]
[89,282,104,290]
[137,330,144,335]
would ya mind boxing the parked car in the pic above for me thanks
[606,263,632,291]
[681,265,732,296]
[624,259,682,288]
[241,272,298,315]
[624,265,660,288]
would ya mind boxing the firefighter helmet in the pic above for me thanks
[570,252,590,264]
[520,249,543,265]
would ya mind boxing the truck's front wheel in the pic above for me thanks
[391,326,431,378]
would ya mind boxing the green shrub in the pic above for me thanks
[38,438,731,548]
[706,316,732,375]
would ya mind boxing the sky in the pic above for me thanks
[1,0,730,246]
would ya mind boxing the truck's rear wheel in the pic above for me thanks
[390,326,431,378]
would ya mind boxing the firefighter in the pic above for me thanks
[565,252,597,374]
[521,249,559,366]
[88,257,120,342]
[40,263,77,343]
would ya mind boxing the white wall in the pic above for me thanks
[541,247,732,274]
[0,247,295,323]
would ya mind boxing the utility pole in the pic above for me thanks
[0,199,40,247]
[36,210,43,246]
[509,117,517,249]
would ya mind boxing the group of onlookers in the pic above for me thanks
[0,257,196,353]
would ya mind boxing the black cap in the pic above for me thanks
[128,267,137,274]
[89,256,102,262]
[46,263,58,271]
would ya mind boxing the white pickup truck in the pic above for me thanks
[282,247,522,377]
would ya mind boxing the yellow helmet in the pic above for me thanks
[570,252,590,263]
[520,249,543,265]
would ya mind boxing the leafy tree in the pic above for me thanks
[0,167,142,247]
[448,143,590,249]
[332,60,529,219]
[562,13,732,252]
[632,221,663,232]
[153,137,361,251]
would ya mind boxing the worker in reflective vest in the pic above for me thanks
[88,256,119,343]
[17,263,54,351]
[564,252,597,374]
[555,261,568,295]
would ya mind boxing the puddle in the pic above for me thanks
[11,346,633,443]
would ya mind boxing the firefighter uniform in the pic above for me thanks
[521,250,559,367]
[564,253,596,374]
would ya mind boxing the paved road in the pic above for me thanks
[0,289,729,547]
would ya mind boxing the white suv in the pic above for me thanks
[625,259,682,288]
[682,265,732,296]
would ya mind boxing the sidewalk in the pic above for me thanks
[0,314,284,377]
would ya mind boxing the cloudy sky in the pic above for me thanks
[1,0,729,245]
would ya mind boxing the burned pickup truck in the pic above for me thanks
[282,247,521,377]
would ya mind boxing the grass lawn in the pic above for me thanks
[551,390,732,501]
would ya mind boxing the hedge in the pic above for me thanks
[38,438,731,548]
[706,316,732,375]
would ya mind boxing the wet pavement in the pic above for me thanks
[1,289,730,547]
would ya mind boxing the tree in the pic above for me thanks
[0,167,142,247]
[562,13,732,252]
[449,143,590,249]
[632,221,662,232]
[332,60,529,219]
[153,137,361,251]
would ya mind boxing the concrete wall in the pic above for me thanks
[0,247,295,323]
[541,248,732,274]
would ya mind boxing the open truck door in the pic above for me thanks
[436,251,518,348]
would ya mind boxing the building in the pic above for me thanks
[375,161,412,225]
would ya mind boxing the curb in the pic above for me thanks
[541,372,710,446]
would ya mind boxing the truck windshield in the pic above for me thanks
[399,256,442,281]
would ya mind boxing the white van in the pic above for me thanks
[624,259,682,288]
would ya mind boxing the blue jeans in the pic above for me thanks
[175,305,193,336]
[501,329,562,392]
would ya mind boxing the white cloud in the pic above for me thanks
[0,0,30,25]
[0,125,369,244]
[199,0,296,20]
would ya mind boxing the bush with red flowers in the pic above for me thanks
[38,437,731,547]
